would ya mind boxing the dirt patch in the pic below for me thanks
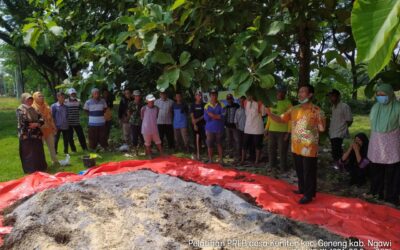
[2,170,347,249]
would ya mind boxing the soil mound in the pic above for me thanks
[2,170,344,249]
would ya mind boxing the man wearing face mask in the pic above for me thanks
[366,84,400,206]
[266,84,326,204]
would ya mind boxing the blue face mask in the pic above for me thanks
[376,96,389,104]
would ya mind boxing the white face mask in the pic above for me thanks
[299,98,309,104]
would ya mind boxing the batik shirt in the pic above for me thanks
[281,103,326,157]
[128,101,143,126]
[16,104,44,140]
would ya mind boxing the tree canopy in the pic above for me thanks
[0,0,399,101]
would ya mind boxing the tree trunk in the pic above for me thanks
[298,22,311,87]
[349,51,358,100]
[15,68,23,97]
[17,50,25,93]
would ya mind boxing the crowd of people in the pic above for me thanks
[16,83,400,205]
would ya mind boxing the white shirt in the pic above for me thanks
[244,101,265,135]
[329,102,353,139]
[155,98,173,124]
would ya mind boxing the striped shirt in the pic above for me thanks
[65,98,81,126]
[83,98,107,127]
[155,98,173,124]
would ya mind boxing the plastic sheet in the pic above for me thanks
[0,156,398,249]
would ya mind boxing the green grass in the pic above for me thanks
[0,97,135,182]
[343,114,370,148]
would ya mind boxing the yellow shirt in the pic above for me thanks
[265,99,292,132]
[281,103,326,157]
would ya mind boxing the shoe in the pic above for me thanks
[293,190,303,195]
[52,161,61,168]
[254,162,264,168]
[363,192,377,199]
[298,196,312,204]
[118,144,129,152]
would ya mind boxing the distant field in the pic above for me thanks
[0,97,130,182]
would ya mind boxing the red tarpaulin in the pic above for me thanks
[0,156,398,249]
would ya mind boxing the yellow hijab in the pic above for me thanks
[32,92,56,137]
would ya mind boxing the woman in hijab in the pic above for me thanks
[32,91,59,166]
[367,84,400,205]
[339,133,369,186]
[16,93,47,174]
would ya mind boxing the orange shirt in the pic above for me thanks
[281,103,326,157]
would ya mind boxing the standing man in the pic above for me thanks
[265,85,292,172]
[204,89,225,164]
[190,91,206,160]
[65,88,88,152]
[51,92,70,155]
[328,89,353,168]
[172,92,190,152]
[84,88,108,151]
[234,96,247,162]
[128,90,144,155]
[118,88,132,147]
[241,95,265,166]
[224,93,240,158]
[102,88,114,144]
[155,88,175,150]
[141,94,163,158]
[266,85,326,204]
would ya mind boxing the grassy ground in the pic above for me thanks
[0,97,139,182]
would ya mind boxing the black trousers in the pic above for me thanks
[158,124,175,149]
[369,164,385,199]
[131,124,144,147]
[330,137,343,162]
[385,163,400,204]
[88,126,108,150]
[293,153,318,199]
[105,120,112,142]
[370,162,400,204]
[55,129,70,154]
[68,125,88,151]
[347,161,367,186]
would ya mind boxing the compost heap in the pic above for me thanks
[1,170,344,249]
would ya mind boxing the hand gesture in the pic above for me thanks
[284,133,290,141]
[28,123,39,129]
[265,107,272,116]
[352,142,360,152]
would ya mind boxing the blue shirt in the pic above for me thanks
[51,102,69,130]
[172,102,188,129]
[83,98,107,127]
[204,101,225,133]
